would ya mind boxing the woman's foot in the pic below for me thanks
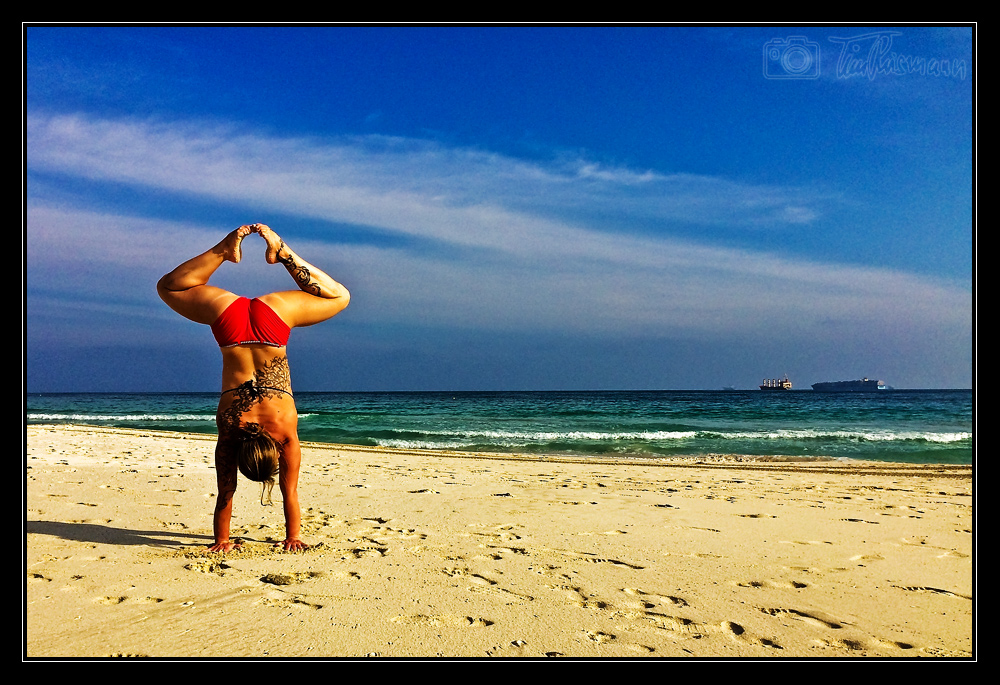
[252,223,287,264]
[219,226,252,263]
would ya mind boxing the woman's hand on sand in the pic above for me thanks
[277,538,309,552]
[207,540,243,553]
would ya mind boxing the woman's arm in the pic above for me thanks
[209,442,241,553]
[277,437,307,552]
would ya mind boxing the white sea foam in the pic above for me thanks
[428,429,699,442]
[710,429,971,443]
[387,427,969,444]
[27,412,214,422]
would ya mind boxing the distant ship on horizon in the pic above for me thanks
[811,378,888,392]
[759,375,792,391]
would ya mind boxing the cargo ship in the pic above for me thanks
[811,378,887,392]
[759,375,792,390]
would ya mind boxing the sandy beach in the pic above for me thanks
[25,424,973,659]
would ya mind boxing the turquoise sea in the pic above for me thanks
[26,390,972,465]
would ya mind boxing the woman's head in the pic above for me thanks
[237,423,280,505]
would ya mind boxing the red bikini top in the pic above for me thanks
[211,297,290,348]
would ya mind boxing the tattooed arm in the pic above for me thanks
[252,224,351,328]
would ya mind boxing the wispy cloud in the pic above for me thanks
[27,113,831,236]
[26,113,968,348]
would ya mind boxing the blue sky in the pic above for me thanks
[25,25,973,391]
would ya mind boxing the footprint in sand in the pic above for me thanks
[260,594,323,610]
[639,612,701,634]
[557,550,644,570]
[94,595,164,605]
[895,585,971,600]
[627,643,656,653]
[674,525,721,533]
[622,587,689,608]
[159,521,189,530]
[345,545,388,558]
[485,640,529,656]
[559,585,609,610]
[447,567,534,600]
[937,549,969,559]
[735,579,808,589]
[390,614,493,628]
[811,637,866,651]
[364,523,427,541]
[760,607,842,629]
[260,571,324,586]
[919,646,973,657]
[871,638,915,650]
[719,621,782,649]
[443,567,497,587]
[464,526,522,544]
[184,559,230,575]
[94,595,128,605]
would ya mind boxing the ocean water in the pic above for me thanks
[25,390,972,465]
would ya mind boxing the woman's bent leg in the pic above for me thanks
[158,226,250,292]
[156,227,250,324]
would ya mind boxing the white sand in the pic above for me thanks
[25,424,973,658]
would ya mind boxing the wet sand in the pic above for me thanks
[25,424,973,658]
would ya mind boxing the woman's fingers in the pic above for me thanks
[277,539,309,552]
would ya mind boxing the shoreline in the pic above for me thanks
[27,423,972,473]
[26,424,973,658]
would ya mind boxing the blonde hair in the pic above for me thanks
[237,423,280,505]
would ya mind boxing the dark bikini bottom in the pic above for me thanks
[221,379,293,399]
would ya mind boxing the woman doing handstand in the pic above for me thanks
[157,224,350,552]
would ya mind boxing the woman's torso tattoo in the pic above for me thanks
[217,355,293,435]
